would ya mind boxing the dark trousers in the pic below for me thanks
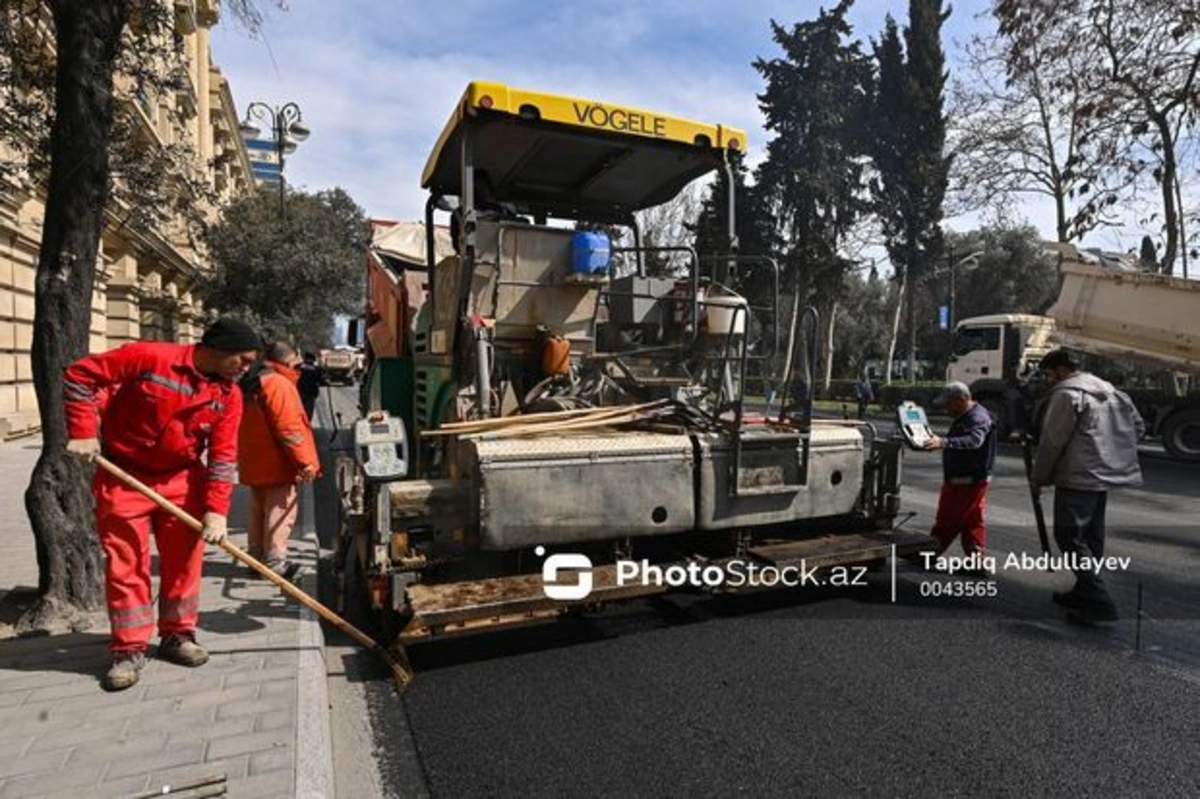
[301,395,317,421]
[1053,487,1115,611]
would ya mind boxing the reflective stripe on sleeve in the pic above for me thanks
[209,461,238,483]
[140,371,195,397]
[62,379,95,402]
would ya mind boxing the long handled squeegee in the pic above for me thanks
[1020,436,1054,563]
[94,454,414,692]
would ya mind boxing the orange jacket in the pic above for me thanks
[237,361,320,486]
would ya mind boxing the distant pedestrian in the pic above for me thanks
[297,352,321,421]
[923,382,996,565]
[63,318,261,691]
[1032,349,1144,624]
[238,342,320,580]
[855,374,874,419]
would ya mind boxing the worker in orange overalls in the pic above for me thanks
[63,318,262,691]
[237,341,320,580]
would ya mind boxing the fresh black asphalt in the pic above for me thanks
[319,390,1200,797]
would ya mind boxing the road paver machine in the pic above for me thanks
[341,81,932,646]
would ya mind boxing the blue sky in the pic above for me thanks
[213,0,1036,238]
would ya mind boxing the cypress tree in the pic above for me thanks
[870,0,951,381]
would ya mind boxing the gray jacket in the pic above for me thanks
[1032,372,1145,491]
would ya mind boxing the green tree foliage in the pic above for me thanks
[830,268,893,377]
[943,225,1059,321]
[202,187,371,351]
[994,0,1200,275]
[753,0,873,305]
[690,150,782,303]
[870,1,951,380]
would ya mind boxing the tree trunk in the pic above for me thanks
[884,270,906,387]
[1174,171,1188,280]
[19,0,130,632]
[906,274,917,383]
[780,291,801,400]
[1153,114,1179,276]
[1054,184,1069,243]
[822,300,836,392]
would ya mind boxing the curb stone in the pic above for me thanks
[294,483,335,799]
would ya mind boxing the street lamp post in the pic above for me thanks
[946,249,984,330]
[238,101,310,217]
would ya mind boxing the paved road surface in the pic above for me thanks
[318,389,1200,797]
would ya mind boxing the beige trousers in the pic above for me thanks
[247,483,299,564]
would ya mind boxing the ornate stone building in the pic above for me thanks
[0,0,253,437]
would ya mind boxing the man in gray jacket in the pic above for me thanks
[1032,349,1145,623]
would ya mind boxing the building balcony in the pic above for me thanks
[176,75,198,119]
[196,0,219,27]
[175,0,198,34]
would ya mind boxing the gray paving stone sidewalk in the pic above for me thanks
[0,438,332,799]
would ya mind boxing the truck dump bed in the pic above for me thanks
[1047,258,1200,373]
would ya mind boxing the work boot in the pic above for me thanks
[266,558,302,583]
[101,650,147,692]
[158,632,209,667]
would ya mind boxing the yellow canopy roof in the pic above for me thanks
[420,81,747,220]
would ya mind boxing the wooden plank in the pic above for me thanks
[404,531,935,632]
[398,609,564,643]
[749,531,934,569]
[422,400,669,437]
[407,563,668,627]
[464,410,652,440]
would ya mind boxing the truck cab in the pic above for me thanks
[948,314,1055,384]
[946,314,1055,438]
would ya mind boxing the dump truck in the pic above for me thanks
[337,80,933,654]
[947,244,1200,461]
[318,346,360,385]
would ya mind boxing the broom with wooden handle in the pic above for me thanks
[93,454,415,692]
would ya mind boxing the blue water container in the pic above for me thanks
[571,231,611,275]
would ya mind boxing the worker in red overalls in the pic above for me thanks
[63,318,262,691]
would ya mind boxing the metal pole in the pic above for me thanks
[945,244,953,332]
[276,110,286,218]
[949,256,956,330]
[721,155,736,287]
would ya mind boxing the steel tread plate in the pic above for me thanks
[472,432,692,459]
[808,425,865,446]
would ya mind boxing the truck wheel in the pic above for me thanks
[1161,408,1200,462]
[980,399,1012,441]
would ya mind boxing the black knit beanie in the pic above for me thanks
[200,318,263,352]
